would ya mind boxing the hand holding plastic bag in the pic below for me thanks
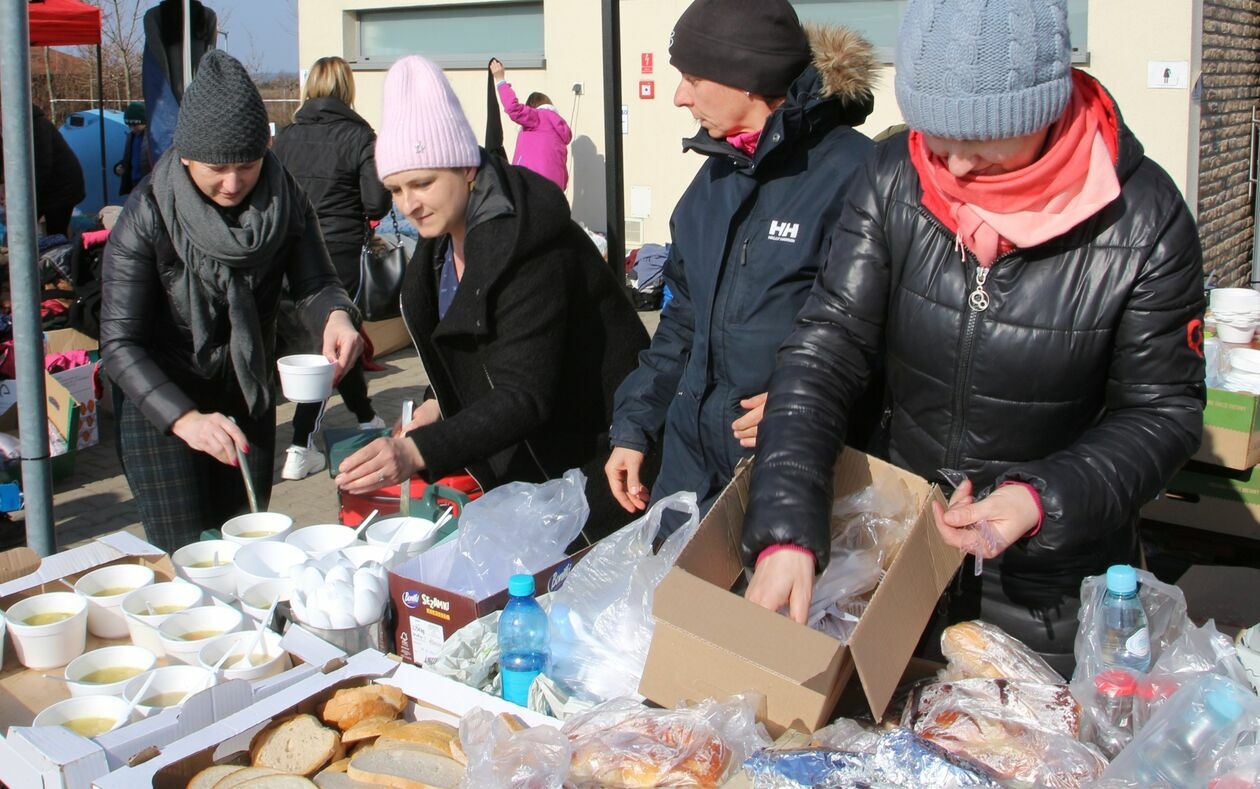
[458,708,570,789]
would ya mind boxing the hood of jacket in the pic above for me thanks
[292,96,373,128]
[682,24,878,165]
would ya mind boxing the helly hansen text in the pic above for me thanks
[768,221,800,243]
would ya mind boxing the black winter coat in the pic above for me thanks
[273,97,391,253]
[31,105,86,215]
[746,91,1206,606]
[609,26,876,510]
[402,154,649,492]
[101,155,354,434]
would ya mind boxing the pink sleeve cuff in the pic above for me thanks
[1000,481,1044,538]
[756,543,816,568]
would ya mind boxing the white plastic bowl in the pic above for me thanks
[341,543,390,568]
[74,564,156,639]
[171,540,240,600]
[198,630,289,682]
[158,605,244,665]
[285,524,357,560]
[1217,322,1256,345]
[64,645,157,698]
[238,579,293,622]
[124,665,215,717]
[1211,287,1260,312]
[233,541,306,598]
[5,592,89,669]
[1230,348,1260,375]
[221,513,294,547]
[33,695,132,737]
[277,354,335,403]
[365,517,439,560]
[120,582,205,656]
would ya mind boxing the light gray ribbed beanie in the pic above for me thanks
[894,0,1072,141]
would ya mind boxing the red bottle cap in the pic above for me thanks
[1095,669,1138,697]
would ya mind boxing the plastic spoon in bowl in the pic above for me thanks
[433,506,455,532]
[123,671,157,719]
[353,509,380,540]
[234,593,281,669]
[399,400,414,518]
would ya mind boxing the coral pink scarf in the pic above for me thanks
[910,70,1122,267]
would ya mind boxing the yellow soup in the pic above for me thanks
[142,691,186,708]
[24,612,72,626]
[63,717,117,737]
[186,560,224,568]
[180,629,222,641]
[236,531,274,539]
[91,586,135,597]
[151,604,185,615]
[81,667,143,684]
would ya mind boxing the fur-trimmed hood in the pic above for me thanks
[806,24,880,103]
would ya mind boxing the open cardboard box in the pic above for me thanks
[1194,388,1260,470]
[639,448,959,736]
[0,370,81,481]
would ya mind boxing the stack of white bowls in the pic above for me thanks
[1211,287,1260,343]
[1223,347,1260,394]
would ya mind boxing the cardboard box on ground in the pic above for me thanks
[45,328,101,449]
[363,317,410,357]
[640,447,960,737]
[1143,460,1260,539]
[0,369,80,481]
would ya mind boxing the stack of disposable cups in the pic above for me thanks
[1210,288,1260,344]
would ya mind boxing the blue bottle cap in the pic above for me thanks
[508,574,535,597]
[1106,565,1138,595]
[1206,689,1245,723]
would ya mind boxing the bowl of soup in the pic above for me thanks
[120,581,206,656]
[158,605,244,665]
[198,629,289,682]
[221,512,294,547]
[73,563,156,639]
[5,592,88,669]
[171,540,240,601]
[123,665,215,718]
[64,645,157,698]
[233,540,306,598]
[33,695,132,738]
[365,516,440,561]
[238,579,292,623]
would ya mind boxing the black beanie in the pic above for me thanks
[668,0,812,97]
[174,50,270,164]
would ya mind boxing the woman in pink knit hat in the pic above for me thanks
[334,55,651,545]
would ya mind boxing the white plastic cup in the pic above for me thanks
[233,541,306,598]
[341,544,390,568]
[123,665,215,717]
[239,579,293,622]
[121,582,206,656]
[64,645,157,698]
[74,564,156,639]
[198,630,289,682]
[285,524,358,560]
[172,540,241,600]
[1216,322,1256,345]
[5,592,89,669]
[158,605,244,665]
[1211,287,1260,313]
[33,695,132,737]
[1230,348,1260,375]
[277,354,336,403]
[221,513,294,546]
[365,517,439,561]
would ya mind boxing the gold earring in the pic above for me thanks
[468,180,475,193]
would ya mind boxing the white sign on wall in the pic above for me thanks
[1147,61,1189,90]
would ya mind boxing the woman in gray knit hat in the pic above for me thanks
[743,0,1203,675]
[100,50,362,551]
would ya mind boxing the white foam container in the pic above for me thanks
[73,564,155,639]
[63,645,157,698]
[5,592,89,669]
[277,354,335,403]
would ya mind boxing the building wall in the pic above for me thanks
[1197,0,1260,287]
[299,0,1199,249]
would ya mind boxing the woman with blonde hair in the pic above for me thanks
[274,56,392,479]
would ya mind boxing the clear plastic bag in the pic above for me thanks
[429,609,502,692]
[806,550,880,644]
[458,707,571,789]
[938,470,1004,576]
[1132,619,1252,733]
[562,694,769,788]
[829,473,914,569]
[939,620,1065,684]
[546,492,699,703]
[431,469,589,598]
[809,718,881,754]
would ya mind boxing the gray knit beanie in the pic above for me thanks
[174,50,270,163]
[894,0,1072,141]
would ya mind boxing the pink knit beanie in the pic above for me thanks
[376,55,480,179]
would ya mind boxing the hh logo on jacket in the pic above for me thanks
[768,220,800,243]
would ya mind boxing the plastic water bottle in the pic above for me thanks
[1133,685,1247,786]
[499,573,549,707]
[1099,564,1151,673]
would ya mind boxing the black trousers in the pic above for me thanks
[43,203,74,238]
[115,386,275,552]
[290,359,375,448]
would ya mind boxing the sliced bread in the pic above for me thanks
[341,715,401,745]
[347,747,463,789]
[320,685,408,731]
[373,720,460,759]
[235,776,319,788]
[211,767,282,789]
[312,773,375,789]
[189,764,244,789]
[250,714,341,777]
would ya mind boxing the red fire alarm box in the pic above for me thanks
[639,80,655,100]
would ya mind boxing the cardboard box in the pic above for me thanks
[44,329,99,357]
[1143,463,1260,539]
[45,328,101,448]
[639,449,957,736]
[1193,388,1260,470]
[388,543,586,665]
[1177,565,1260,635]
[0,371,80,481]
[363,316,410,357]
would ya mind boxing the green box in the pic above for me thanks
[1194,388,1260,471]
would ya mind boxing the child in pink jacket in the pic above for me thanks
[490,59,573,191]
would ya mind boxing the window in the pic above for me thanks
[790,0,1088,64]
[354,2,544,69]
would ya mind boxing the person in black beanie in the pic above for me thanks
[101,50,362,551]
[607,0,879,522]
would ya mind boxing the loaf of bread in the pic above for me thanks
[319,685,408,731]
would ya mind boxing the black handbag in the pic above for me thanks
[354,209,412,322]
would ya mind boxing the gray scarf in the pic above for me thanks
[152,149,292,417]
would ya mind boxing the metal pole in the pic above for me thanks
[97,44,108,206]
[0,3,56,556]
[601,0,626,273]
[182,0,193,92]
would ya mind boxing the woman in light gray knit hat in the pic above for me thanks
[101,50,362,551]
[743,0,1204,686]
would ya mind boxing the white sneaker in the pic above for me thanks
[359,416,387,431]
[281,445,326,480]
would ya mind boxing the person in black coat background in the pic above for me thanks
[273,57,392,480]
[115,102,152,196]
[21,105,86,237]
[335,55,650,544]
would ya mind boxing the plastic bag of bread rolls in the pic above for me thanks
[458,708,571,789]
[561,694,769,788]
[939,621,1064,685]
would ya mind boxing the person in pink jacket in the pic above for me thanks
[490,58,573,191]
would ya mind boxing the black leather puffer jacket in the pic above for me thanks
[745,99,1205,604]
